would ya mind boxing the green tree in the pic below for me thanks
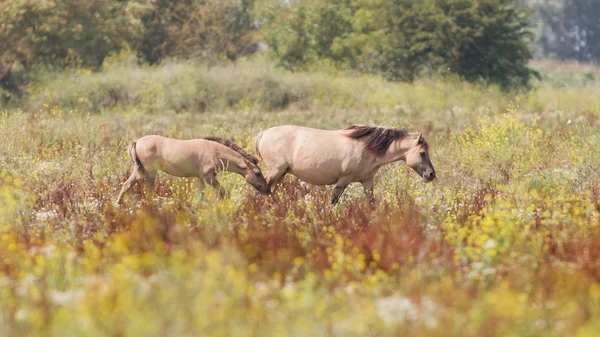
[0,0,151,71]
[259,0,537,88]
[255,0,355,67]
[1,0,259,95]
[141,0,258,63]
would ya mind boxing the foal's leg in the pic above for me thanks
[116,168,139,205]
[361,178,375,203]
[143,171,157,200]
[206,175,227,199]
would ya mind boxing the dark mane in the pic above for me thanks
[203,137,259,164]
[344,125,411,155]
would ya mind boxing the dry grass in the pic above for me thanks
[1,62,600,336]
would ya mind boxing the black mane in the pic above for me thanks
[345,125,428,155]
[203,137,259,164]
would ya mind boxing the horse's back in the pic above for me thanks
[258,125,364,185]
[259,125,348,158]
[134,135,216,177]
[135,135,164,159]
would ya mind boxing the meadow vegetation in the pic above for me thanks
[1,58,600,336]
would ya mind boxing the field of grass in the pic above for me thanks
[2,59,600,336]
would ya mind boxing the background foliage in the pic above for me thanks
[2,0,600,335]
[259,0,536,87]
[4,0,598,94]
[1,60,600,335]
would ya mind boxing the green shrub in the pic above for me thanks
[259,0,537,88]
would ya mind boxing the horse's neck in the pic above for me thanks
[216,149,247,175]
[377,138,412,165]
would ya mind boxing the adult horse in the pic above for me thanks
[254,125,435,204]
[116,136,270,205]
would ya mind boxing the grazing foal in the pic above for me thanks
[116,135,270,205]
[254,125,435,204]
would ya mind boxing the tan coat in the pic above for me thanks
[255,125,435,204]
[117,135,270,205]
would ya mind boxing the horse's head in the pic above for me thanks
[405,133,436,182]
[244,162,271,195]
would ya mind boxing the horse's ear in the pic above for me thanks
[413,133,422,147]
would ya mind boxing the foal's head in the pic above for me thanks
[404,133,436,182]
[243,161,271,195]
[203,136,271,195]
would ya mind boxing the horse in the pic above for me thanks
[254,125,435,204]
[116,135,270,205]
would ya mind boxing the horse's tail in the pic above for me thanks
[253,131,264,160]
[128,140,145,178]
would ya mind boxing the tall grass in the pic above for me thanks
[2,60,600,336]
[21,57,600,133]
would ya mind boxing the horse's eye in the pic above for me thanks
[255,172,261,177]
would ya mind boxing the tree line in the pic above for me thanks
[1,0,598,95]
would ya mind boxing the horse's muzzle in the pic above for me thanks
[423,171,436,182]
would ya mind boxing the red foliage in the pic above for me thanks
[231,179,455,281]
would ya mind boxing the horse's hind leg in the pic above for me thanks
[143,171,157,200]
[116,168,139,205]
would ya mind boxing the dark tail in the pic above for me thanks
[128,140,145,178]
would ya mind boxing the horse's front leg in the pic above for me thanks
[197,178,207,196]
[331,186,346,205]
[361,178,375,203]
[331,176,353,205]
[265,164,288,192]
